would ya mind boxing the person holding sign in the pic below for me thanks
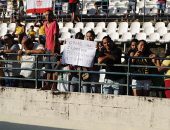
[98,36,124,95]
[69,32,84,92]
[83,30,100,93]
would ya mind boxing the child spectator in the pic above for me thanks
[27,25,36,41]
[34,20,46,46]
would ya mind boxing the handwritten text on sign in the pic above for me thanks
[62,38,97,67]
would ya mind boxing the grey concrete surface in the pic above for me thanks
[0,122,72,130]
[0,87,170,130]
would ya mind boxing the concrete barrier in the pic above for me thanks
[0,87,170,130]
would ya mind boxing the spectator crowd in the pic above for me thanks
[0,9,169,99]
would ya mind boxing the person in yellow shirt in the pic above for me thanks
[27,25,36,41]
[13,19,25,36]
[34,20,46,46]
[13,19,25,44]
[152,47,170,98]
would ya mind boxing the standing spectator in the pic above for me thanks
[18,0,24,20]
[125,39,138,95]
[98,36,124,95]
[126,0,137,19]
[84,30,100,93]
[34,19,46,46]
[41,10,60,91]
[69,32,84,92]
[69,0,80,23]
[94,0,109,15]
[153,48,170,98]
[125,39,138,63]
[12,0,18,14]
[131,40,154,96]
[157,0,166,16]
[55,0,62,20]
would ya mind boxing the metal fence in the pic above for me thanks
[0,53,169,97]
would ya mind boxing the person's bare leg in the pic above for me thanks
[71,12,75,23]
[51,72,58,91]
[41,73,51,90]
[133,89,142,96]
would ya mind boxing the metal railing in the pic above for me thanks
[0,53,169,97]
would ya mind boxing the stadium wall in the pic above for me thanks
[0,87,170,130]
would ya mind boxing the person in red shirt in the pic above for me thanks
[69,0,79,23]
[42,10,60,91]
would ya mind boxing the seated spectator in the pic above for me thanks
[27,25,36,41]
[94,0,109,14]
[131,40,155,96]
[98,36,124,95]
[34,20,46,46]
[0,34,21,86]
[13,19,25,44]
[13,19,25,37]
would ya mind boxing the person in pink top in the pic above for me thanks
[41,10,60,91]
[44,10,59,54]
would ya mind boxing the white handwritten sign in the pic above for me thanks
[62,38,97,67]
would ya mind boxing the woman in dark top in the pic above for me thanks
[131,40,154,96]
